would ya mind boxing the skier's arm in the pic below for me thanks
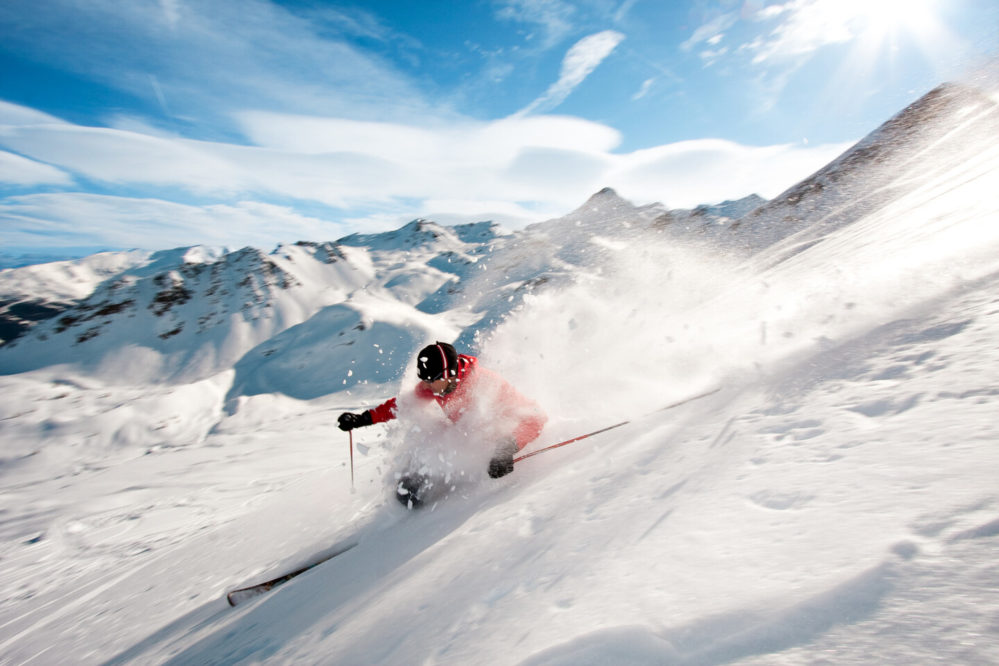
[367,397,398,424]
[337,397,398,431]
[478,368,548,451]
[495,376,547,450]
[511,411,546,450]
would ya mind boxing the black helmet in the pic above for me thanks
[416,342,458,381]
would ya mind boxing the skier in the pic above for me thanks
[337,341,547,506]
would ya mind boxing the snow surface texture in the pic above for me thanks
[1,83,998,664]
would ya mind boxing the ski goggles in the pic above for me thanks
[419,370,446,383]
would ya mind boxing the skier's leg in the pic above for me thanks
[396,474,429,509]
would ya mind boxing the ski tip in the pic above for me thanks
[225,541,360,608]
[225,584,271,607]
[226,589,251,607]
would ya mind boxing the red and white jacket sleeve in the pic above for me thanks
[366,383,435,424]
[367,397,398,424]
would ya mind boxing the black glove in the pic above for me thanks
[338,411,373,431]
[488,441,517,479]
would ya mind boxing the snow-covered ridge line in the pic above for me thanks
[0,185,754,381]
[731,82,999,256]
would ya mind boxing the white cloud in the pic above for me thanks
[0,151,74,187]
[518,30,626,115]
[0,194,341,250]
[237,111,620,161]
[681,12,738,51]
[230,113,622,209]
[416,199,562,229]
[0,96,856,248]
[608,138,854,208]
[494,0,577,48]
[0,101,622,211]
[0,100,623,221]
[631,78,655,101]
[0,124,243,194]
[699,46,730,66]
[753,3,794,20]
[749,0,857,64]
[0,0,437,128]
[0,100,67,126]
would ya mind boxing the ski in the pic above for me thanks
[226,541,359,607]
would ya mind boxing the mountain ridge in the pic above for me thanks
[2,82,995,392]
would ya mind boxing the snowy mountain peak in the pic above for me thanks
[532,187,666,237]
[451,220,509,244]
[0,243,335,380]
[288,240,347,264]
[716,82,999,254]
[339,218,460,252]
[577,186,632,212]
[0,215,510,380]
[181,245,230,265]
[691,194,766,220]
[591,185,622,199]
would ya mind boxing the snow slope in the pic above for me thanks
[0,83,998,665]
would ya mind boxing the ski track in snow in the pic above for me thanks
[1,85,999,664]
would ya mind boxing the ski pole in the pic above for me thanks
[348,430,355,491]
[513,387,721,464]
[513,420,630,463]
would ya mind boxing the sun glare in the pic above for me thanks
[795,0,957,120]
[845,0,944,46]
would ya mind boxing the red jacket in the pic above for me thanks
[367,354,546,450]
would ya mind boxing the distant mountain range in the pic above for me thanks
[2,83,996,403]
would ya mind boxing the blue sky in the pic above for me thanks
[1,0,996,259]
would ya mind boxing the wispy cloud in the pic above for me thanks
[746,0,858,64]
[0,99,623,219]
[0,97,850,251]
[0,0,438,133]
[611,138,852,208]
[494,0,578,48]
[631,78,655,101]
[0,151,74,187]
[693,0,940,68]
[0,123,244,195]
[681,11,738,52]
[0,101,65,126]
[1,194,338,251]
[517,30,626,115]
